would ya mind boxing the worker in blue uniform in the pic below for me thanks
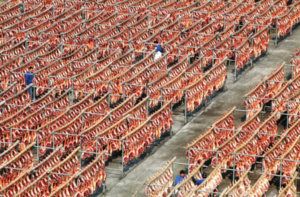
[175,170,186,186]
[192,172,207,185]
[25,67,34,101]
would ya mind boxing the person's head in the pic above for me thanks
[202,172,207,178]
[28,67,33,72]
[180,170,185,178]
[154,41,159,44]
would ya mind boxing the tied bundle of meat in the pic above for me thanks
[50,148,80,183]
[263,123,300,178]
[144,160,173,197]
[109,69,142,104]
[276,10,292,38]
[255,113,277,154]
[185,76,207,112]
[271,0,288,22]
[277,172,297,197]
[150,106,173,139]
[213,37,233,64]
[186,128,215,167]
[206,60,227,97]
[213,108,235,147]
[235,40,251,71]
[288,90,300,125]
[0,143,34,189]
[247,171,270,197]
[83,95,109,128]
[256,8,272,31]
[123,124,154,165]
[185,58,203,86]
[81,97,134,160]
[271,82,291,119]
[281,138,300,185]
[0,106,32,143]
[192,166,222,197]
[161,72,186,105]
[212,111,261,170]
[50,176,78,197]
[123,101,173,165]
[124,55,168,101]
[221,168,251,196]
[39,112,83,157]
[0,82,17,102]
[80,118,111,160]
[164,33,187,64]
[148,73,169,108]
[75,154,106,197]
[253,27,269,58]
[0,141,19,166]
[200,34,219,67]
[264,64,285,103]
[290,48,300,76]
[224,5,242,29]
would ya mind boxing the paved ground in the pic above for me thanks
[98,26,300,197]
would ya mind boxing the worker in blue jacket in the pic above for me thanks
[175,170,186,186]
[25,67,34,101]
[154,41,163,60]
[192,172,207,185]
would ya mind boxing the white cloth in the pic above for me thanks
[154,51,162,60]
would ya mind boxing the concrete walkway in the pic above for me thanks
[102,27,300,197]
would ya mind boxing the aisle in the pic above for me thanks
[102,27,300,197]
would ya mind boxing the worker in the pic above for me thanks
[25,67,34,101]
[191,172,207,185]
[175,170,186,186]
[154,41,163,60]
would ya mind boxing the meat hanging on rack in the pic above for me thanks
[219,168,251,197]
[246,171,270,197]
[206,58,227,97]
[252,25,270,58]
[288,90,300,125]
[167,161,205,197]
[75,152,106,197]
[211,109,262,170]
[185,74,207,112]
[144,158,175,197]
[264,63,285,103]
[122,100,173,165]
[277,172,298,197]
[0,143,35,189]
[276,9,292,38]
[213,107,235,147]
[271,82,291,119]
[187,165,223,197]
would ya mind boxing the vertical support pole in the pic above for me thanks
[37,130,39,163]
[287,100,289,128]
[187,149,190,174]
[122,140,124,178]
[25,39,28,52]
[275,19,278,47]
[279,158,282,191]
[160,88,163,108]
[10,128,13,145]
[232,153,236,182]
[234,50,237,82]
[184,91,187,124]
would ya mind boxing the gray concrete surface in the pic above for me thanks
[99,26,300,197]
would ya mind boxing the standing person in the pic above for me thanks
[175,170,187,186]
[154,41,163,60]
[25,67,34,101]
